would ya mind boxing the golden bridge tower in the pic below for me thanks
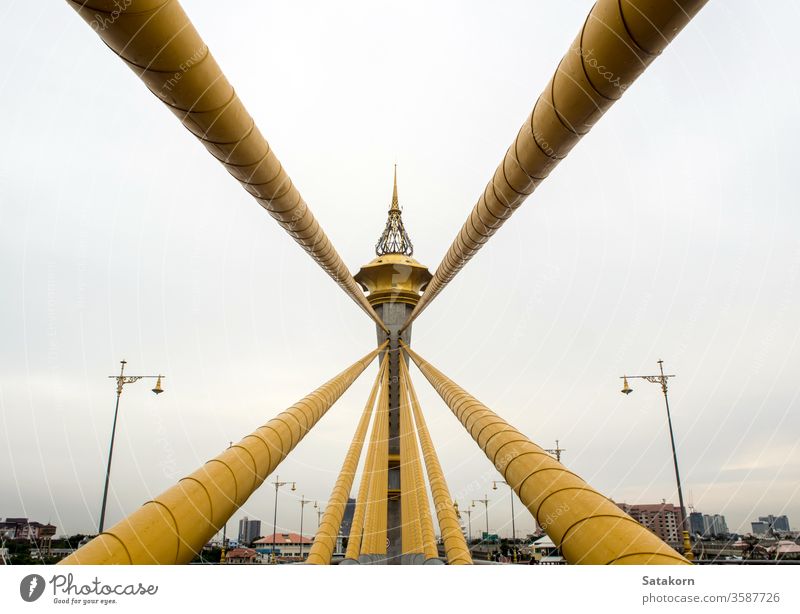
[354,167,432,564]
[60,0,704,568]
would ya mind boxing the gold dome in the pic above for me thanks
[354,253,432,307]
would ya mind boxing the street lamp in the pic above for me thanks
[493,480,517,562]
[314,501,324,527]
[298,495,313,560]
[99,360,165,533]
[544,439,565,462]
[455,502,473,550]
[270,476,295,563]
[620,359,693,561]
[472,495,490,549]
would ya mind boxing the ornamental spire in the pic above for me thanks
[375,165,414,256]
[390,164,400,211]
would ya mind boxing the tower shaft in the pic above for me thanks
[354,170,432,564]
[375,302,414,563]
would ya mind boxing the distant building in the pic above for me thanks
[238,517,261,546]
[31,548,75,561]
[340,498,356,538]
[225,547,259,564]
[689,512,705,536]
[690,512,729,537]
[254,533,313,560]
[527,534,565,565]
[617,503,683,545]
[0,518,56,541]
[704,514,728,537]
[752,515,791,535]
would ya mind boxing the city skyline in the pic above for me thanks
[1,0,799,546]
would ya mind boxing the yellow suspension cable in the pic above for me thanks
[61,343,385,564]
[343,372,384,560]
[361,364,390,555]
[402,342,689,565]
[402,0,707,329]
[406,389,438,560]
[398,369,423,554]
[306,356,388,564]
[400,357,472,564]
[66,0,386,332]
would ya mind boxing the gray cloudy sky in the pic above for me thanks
[1,1,798,542]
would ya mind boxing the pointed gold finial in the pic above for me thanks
[391,164,399,211]
[374,164,413,256]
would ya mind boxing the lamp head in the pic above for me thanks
[291,483,296,491]
[492,482,498,491]
[152,375,164,395]
[621,376,632,395]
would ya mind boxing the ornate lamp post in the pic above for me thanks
[298,495,313,560]
[455,502,473,550]
[270,476,296,563]
[493,480,517,562]
[620,359,693,561]
[314,501,324,527]
[544,439,565,462]
[99,360,165,533]
[472,495,491,554]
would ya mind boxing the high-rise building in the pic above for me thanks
[238,516,261,546]
[689,512,705,536]
[340,498,356,538]
[688,511,729,537]
[752,515,791,535]
[703,514,728,536]
[617,503,684,545]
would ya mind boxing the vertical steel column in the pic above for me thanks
[372,302,415,563]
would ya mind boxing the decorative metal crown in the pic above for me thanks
[375,166,414,257]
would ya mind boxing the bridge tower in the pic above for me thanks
[354,167,432,564]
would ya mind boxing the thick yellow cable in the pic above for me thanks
[407,401,437,560]
[402,343,689,565]
[306,356,387,564]
[400,358,472,564]
[403,0,708,328]
[60,344,384,565]
[343,375,384,560]
[361,365,390,555]
[67,0,386,331]
[398,371,423,554]
[343,468,370,559]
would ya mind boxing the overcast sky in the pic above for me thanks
[1,1,799,543]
